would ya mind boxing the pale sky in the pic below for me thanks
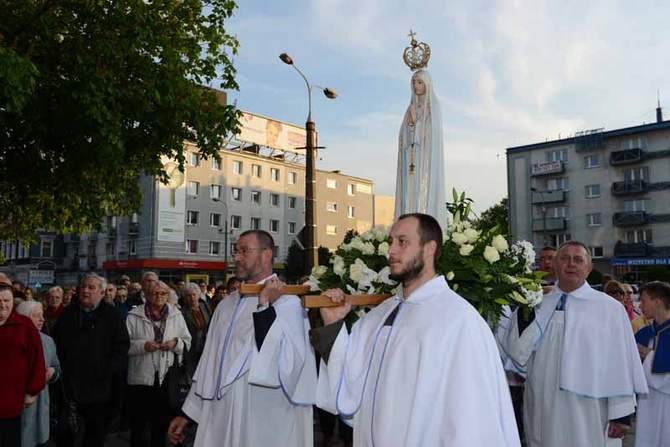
[224,0,670,213]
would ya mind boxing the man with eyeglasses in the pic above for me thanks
[0,273,46,446]
[52,273,130,447]
[168,230,316,447]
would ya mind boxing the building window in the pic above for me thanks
[590,246,604,259]
[584,155,599,169]
[269,220,279,233]
[586,213,602,227]
[288,196,297,209]
[187,181,200,196]
[230,215,241,229]
[327,202,338,212]
[231,187,242,201]
[347,184,356,195]
[585,184,601,198]
[251,191,261,204]
[624,199,650,212]
[626,229,652,243]
[288,222,297,234]
[210,213,221,227]
[186,240,198,254]
[547,149,568,163]
[550,233,571,247]
[209,241,220,256]
[189,152,200,167]
[621,137,647,150]
[270,193,280,207]
[624,167,649,182]
[106,242,116,256]
[326,225,338,235]
[211,184,222,199]
[347,206,355,218]
[270,168,280,182]
[128,240,137,255]
[212,158,221,170]
[251,217,261,230]
[288,171,298,185]
[252,164,262,178]
[327,178,338,189]
[547,177,569,191]
[547,206,569,218]
[233,160,243,174]
[40,239,54,258]
[187,210,199,225]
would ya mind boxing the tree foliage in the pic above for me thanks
[475,197,509,235]
[0,0,240,240]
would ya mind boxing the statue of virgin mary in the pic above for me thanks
[394,67,447,226]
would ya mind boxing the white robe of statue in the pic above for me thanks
[394,69,447,226]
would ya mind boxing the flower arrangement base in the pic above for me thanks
[238,284,390,309]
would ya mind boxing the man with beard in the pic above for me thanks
[311,213,520,446]
[167,230,316,447]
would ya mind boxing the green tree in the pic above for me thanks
[475,197,509,235]
[1,0,240,240]
[284,240,304,284]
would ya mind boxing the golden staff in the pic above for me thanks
[239,284,391,308]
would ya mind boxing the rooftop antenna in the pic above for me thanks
[657,91,663,123]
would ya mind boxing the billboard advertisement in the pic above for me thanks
[237,111,311,152]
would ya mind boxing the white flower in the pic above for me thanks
[446,271,455,281]
[350,238,365,251]
[523,287,543,307]
[333,256,346,277]
[303,276,321,292]
[492,235,509,253]
[361,242,375,255]
[373,227,389,242]
[377,266,397,286]
[459,244,474,256]
[361,231,375,241]
[504,274,519,284]
[339,242,352,252]
[464,228,480,244]
[349,258,369,283]
[377,242,389,257]
[483,246,500,264]
[311,265,328,279]
[452,232,468,246]
[346,284,362,295]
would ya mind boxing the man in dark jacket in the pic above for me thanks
[52,273,130,447]
[0,273,46,446]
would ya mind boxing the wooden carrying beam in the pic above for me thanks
[238,284,391,308]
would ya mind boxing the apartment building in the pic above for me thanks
[507,109,670,280]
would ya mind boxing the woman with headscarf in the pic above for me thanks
[126,281,191,447]
[16,300,60,447]
[180,282,211,376]
[395,69,447,225]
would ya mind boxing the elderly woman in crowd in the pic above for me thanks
[16,300,60,447]
[180,282,211,376]
[126,281,191,447]
[44,286,64,334]
[605,280,636,320]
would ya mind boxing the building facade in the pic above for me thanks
[507,115,670,281]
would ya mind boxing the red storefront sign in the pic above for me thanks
[102,259,227,271]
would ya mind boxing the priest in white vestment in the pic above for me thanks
[312,214,520,446]
[634,281,670,447]
[501,241,648,447]
[167,230,316,447]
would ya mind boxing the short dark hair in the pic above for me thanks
[240,230,275,251]
[639,281,670,309]
[397,213,443,261]
[557,240,592,263]
[226,276,239,289]
[539,246,556,254]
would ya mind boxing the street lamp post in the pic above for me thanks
[530,187,548,247]
[212,198,230,273]
[279,53,337,274]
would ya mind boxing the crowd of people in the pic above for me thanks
[1,221,669,447]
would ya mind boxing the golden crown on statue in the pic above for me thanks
[403,30,431,71]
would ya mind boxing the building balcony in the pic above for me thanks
[614,242,649,257]
[613,211,650,226]
[611,180,649,196]
[531,190,566,204]
[532,217,567,232]
[530,161,564,177]
[610,148,646,166]
[128,223,140,235]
